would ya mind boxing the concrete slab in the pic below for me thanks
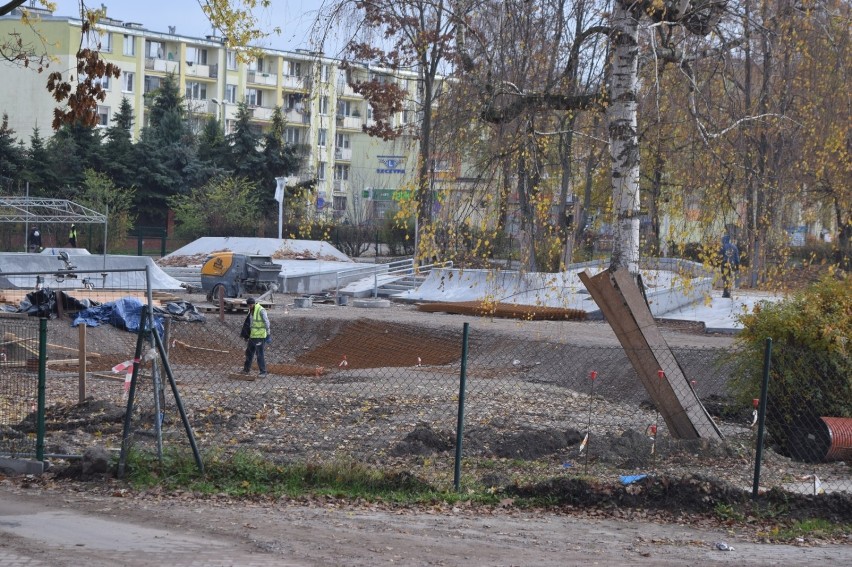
[0,457,44,475]
[163,237,352,263]
[0,252,185,291]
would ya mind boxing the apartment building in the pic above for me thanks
[0,5,427,223]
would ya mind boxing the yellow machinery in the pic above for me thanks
[201,252,280,301]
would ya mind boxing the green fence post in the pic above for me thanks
[137,234,143,256]
[36,317,47,462]
[752,337,772,500]
[160,233,166,257]
[453,322,470,492]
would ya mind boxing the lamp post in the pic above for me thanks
[275,177,286,239]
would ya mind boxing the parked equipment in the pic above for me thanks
[201,252,280,301]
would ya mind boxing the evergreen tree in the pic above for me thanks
[45,128,86,197]
[226,101,263,180]
[103,97,135,189]
[22,127,56,194]
[132,73,199,225]
[0,113,23,184]
[197,116,227,167]
[259,106,299,212]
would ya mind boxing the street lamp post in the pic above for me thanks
[275,177,286,239]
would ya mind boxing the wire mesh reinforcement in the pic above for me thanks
[1,284,849,495]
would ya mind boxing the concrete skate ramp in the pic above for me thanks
[397,258,711,317]
[163,237,352,263]
[0,252,185,291]
[579,267,722,440]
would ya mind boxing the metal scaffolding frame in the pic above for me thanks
[0,197,107,224]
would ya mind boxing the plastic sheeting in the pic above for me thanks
[72,297,165,335]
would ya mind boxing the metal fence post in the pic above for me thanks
[36,317,47,462]
[752,337,772,500]
[453,322,470,492]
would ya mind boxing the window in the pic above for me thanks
[245,88,260,106]
[286,93,304,110]
[319,96,329,115]
[317,128,327,147]
[337,100,351,117]
[186,81,207,100]
[97,105,110,127]
[284,127,300,144]
[122,71,134,92]
[335,133,350,149]
[226,50,237,70]
[87,31,111,52]
[225,84,237,104]
[367,104,373,120]
[286,60,301,77]
[123,34,135,56]
[144,75,162,94]
[334,164,349,181]
[320,64,329,82]
[333,195,346,211]
[146,40,164,59]
[95,75,110,90]
[186,47,208,65]
[317,162,326,180]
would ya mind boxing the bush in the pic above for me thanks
[730,273,851,460]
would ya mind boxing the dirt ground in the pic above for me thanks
[2,479,851,567]
[3,294,851,565]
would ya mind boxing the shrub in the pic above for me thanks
[730,273,851,460]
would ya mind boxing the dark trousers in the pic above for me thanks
[244,338,266,373]
[721,265,736,298]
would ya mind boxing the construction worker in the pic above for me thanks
[68,223,78,248]
[29,226,42,252]
[242,296,270,377]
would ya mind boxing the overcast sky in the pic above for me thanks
[49,0,345,54]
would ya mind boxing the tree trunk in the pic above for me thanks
[608,1,642,274]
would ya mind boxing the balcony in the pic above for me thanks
[284,107,303,122]
[185,62,213,78]
[248,70,278,86]
[337,115,362,130]
[334,147,352,161]
[281,75,306,89]
[332,179,348,193]
[145,58,180,73]
[185,99,210,114]
[249,105,275,121]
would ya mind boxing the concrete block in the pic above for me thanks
[0,457,45,476]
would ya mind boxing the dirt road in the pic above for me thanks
[2,483,849,566]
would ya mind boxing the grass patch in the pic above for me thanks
[125,449,479,503]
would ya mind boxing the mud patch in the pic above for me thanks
[296,320,460,369]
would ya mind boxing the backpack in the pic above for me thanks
[240,310,252,339]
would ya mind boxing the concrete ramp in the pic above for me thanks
[396,260,712,317]
[0,253,185,291]
[579,267,722,440]
[163,237,352,263]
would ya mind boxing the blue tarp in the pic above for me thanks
[72,297,164,335]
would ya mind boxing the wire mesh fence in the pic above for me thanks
[1,275,849,496]
[0,319,40,458]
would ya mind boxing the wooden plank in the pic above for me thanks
[580,268,722,440]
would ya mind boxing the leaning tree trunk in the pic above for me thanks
[608,1,642,274]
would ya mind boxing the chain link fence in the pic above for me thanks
[1,283,849,495]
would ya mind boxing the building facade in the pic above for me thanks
[0,6,429,224]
